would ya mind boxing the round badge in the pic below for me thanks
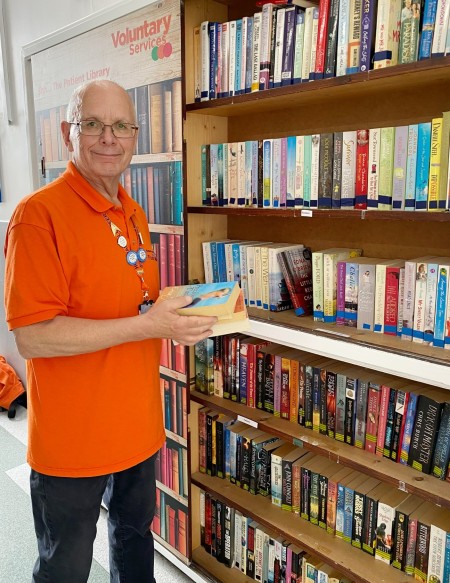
[117,235,127,248]
[138,248,147,262]
[126,251,138,265]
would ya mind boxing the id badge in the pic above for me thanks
[138,301,153,315]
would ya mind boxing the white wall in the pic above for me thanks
[0,0,136,379]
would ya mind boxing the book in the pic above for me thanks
[408,392,444,474]
[373,0,402,68]
[375,489,411,564]
[391,494,424,571]
[432,401,450,478]
[157,282,249,337]
[277,246,313,316]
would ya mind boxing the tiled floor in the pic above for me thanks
[0,406,195,582]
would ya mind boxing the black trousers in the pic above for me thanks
[30,453,158,583]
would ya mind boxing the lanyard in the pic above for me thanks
[102,212,151,302]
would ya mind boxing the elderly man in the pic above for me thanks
[4,80,215,582]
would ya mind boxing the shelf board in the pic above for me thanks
[160,364,188,384]
[165,429,188,448]
[245,310,450,390]
[156,480,189,507]
[190,390,450,509]
[150,224,184,236]
[153,533,190,565]
[186,57,450,118]
[192,545,255,583]
[192,473,411,583]
[186,206,450,222]
[132,151,182,164]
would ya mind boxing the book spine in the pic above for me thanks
[315,0,331,79]
[346,0,363,73]
[318,133,334,208]
[384,266,401,336]
[428,117,443,210]
[405,124,419,210]
[324,0,340,77]
[378,126,395,210]
[376,384,391,456]
[359,0,378,71]
[399,390,418,464]
[336,0,351,76]
[282,7,297,85]
[415,122,432,210]
[392,125,408,210]
[332,131,343,207]
[341,131,357,208]
[293,10,306,84]
[252,13,262,93]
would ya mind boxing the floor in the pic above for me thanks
[0,405,194,582]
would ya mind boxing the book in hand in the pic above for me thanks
[156,281,250,337]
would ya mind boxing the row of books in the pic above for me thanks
[199,489,352,582]
[152,487,188,557]
[160,376,188,440]
[160,338,186,374]
[155,439,189,500]
[150,232,185,290]
[202,240,312,314]
[37,105,70,164]
[313,249,450,348]
[198,426,450,579]
[201,116,450,211]
[36,78,182,164]
[195,0,450,104]
[195,335,450,480]
[128,79,183,156]
[122,161,182,226]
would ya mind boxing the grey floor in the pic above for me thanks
[0,406,194,582]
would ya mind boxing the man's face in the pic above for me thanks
[62,83,137,186]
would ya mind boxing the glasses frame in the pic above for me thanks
[69,120,139,138]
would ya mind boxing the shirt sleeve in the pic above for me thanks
[5,221,69,330]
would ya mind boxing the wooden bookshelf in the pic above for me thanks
[190,389,450,509]
[183,0,450,580]
[191,473,411,583]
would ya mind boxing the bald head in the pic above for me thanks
[66,80,136,124]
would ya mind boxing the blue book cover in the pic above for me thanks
[418,0,438,59]
[343,485,355,543]
[208,22,218,100]
[443,532,450,582]
[405,124,418,210]
[433,265,449,348]
[235,19,243,95]
[231,242,242,284]
[215,241,228,282]
[399,391,418,464]
[415,121,431,209]
[344,262,359,325]
[335,482,346,537]
[171,161,183,226]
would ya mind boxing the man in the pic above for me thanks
[4,80,216,582]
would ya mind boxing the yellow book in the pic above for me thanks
[438,111,450,209]
[428,116,443,210]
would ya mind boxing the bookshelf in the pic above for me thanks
[183,0,450,580]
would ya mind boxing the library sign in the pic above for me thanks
[31,0,181,111]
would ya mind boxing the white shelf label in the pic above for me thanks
[300,209,313,217]
[237,415,258,428]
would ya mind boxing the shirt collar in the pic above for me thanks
[62,161,138,218]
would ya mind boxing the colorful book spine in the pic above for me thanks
[355,129,369,209]
[415,121,432,210]
[341,131,357,208]
[378,126,395,210]
[428,117,443,211]
[405,124,418,210]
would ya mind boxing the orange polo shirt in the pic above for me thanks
[4,162,165,477]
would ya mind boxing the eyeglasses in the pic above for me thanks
[69,120,139,138]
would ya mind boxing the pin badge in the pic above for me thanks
[126,251,138,265]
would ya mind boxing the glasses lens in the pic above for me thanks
[112,122,135,138]
[80,120,103,135]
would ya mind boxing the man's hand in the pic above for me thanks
[141,295,217,345]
